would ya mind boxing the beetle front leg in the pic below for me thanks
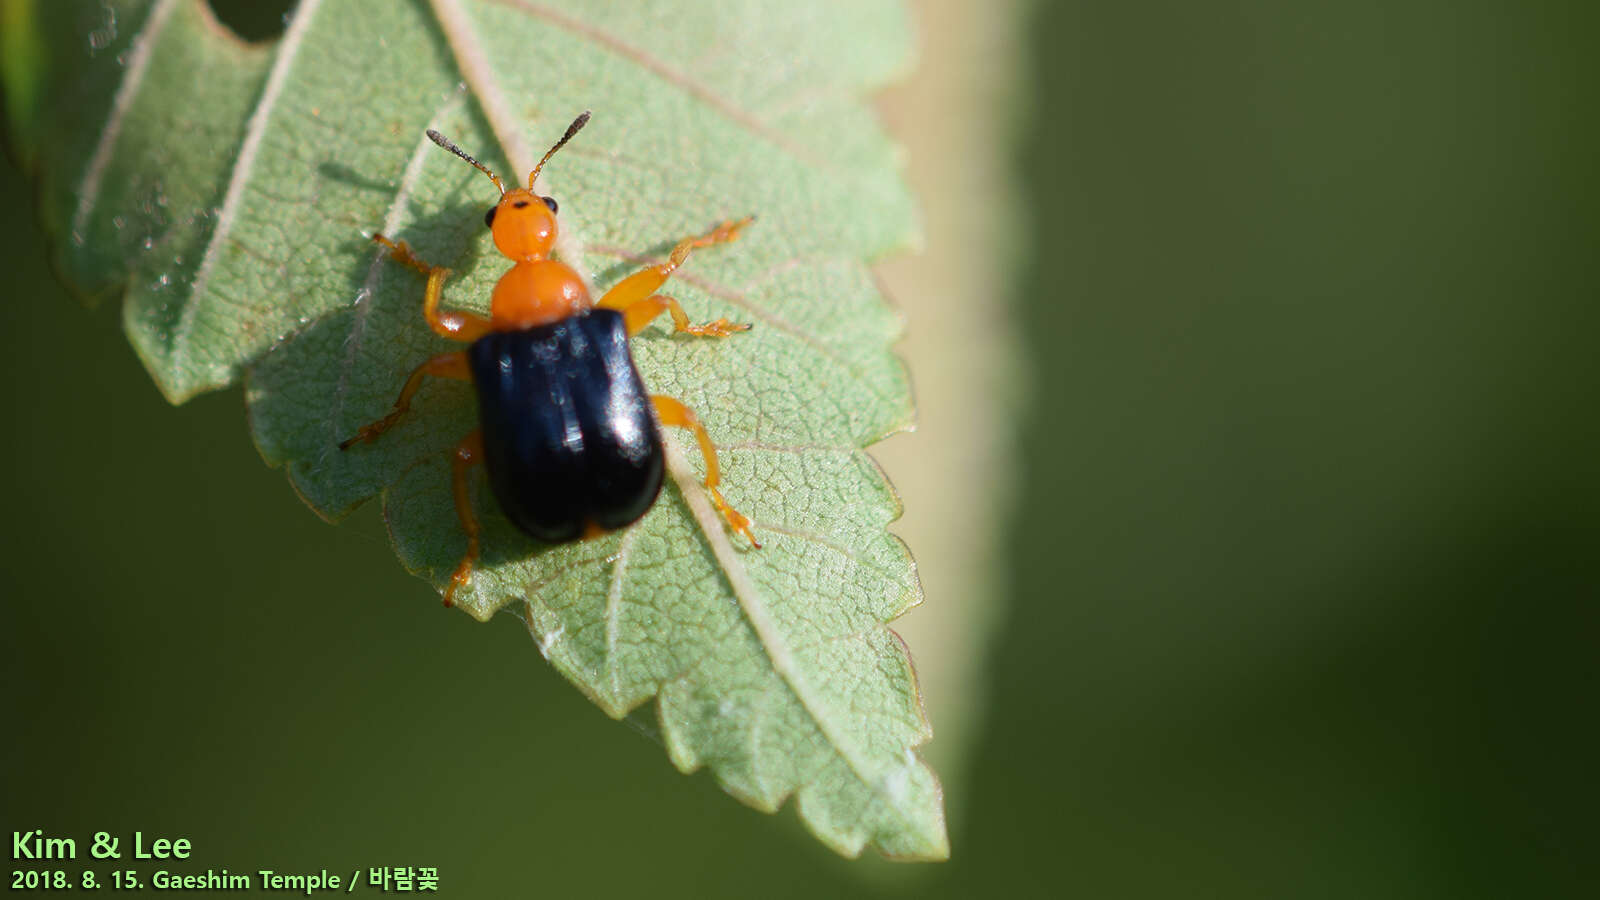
[651,395,760,548]
[372,233,494,341]
[597,216,755,315]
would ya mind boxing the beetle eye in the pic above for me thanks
[541,195,559,214]
[483,205,498,228]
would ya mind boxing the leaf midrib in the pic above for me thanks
[176,0,329,386]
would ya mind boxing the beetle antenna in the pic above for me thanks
[426,129,506,194]
[528,110,591,189]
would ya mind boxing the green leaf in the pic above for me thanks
[3,0,273,302]
[9,0,945,859]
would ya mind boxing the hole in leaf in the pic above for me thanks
[206,0,295,42]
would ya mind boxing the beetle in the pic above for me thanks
[340,111,759,605]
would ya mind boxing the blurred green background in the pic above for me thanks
[4,0,1594,897]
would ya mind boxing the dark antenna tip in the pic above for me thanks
[426,129,505,194]
[528,111,593,188]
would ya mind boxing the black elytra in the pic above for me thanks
[467,308,664,543]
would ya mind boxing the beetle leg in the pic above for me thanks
[597,216,755,312]
[613,293,750,338]
[651,395,760,548]
[339,351,471,449]
[444,430,485,607]
[373,233,494,341]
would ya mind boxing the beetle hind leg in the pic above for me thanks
[444,430,485,607]
[652,395,760,548]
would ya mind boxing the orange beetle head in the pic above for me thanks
[485,188,558,261]
[426,112,590,263]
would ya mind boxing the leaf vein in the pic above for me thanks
[487,0,824,169]
[754,521,908,585]
[584,245,899,410]
[179,0,328,375]
[331,106,459,447]
[662,435,914,824]
[604,527,639,703]
[72,0,182,246]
